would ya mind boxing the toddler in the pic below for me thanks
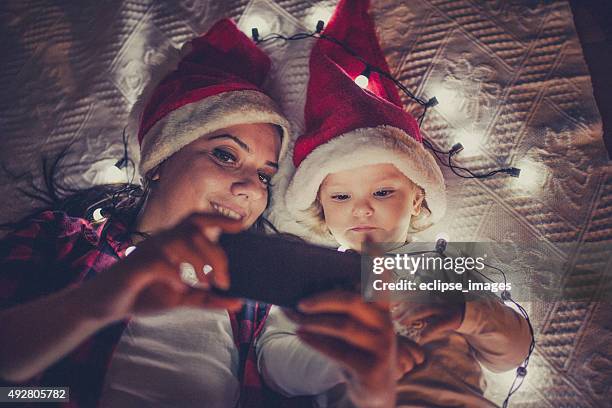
[284,0,532,406]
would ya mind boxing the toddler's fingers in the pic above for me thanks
[297,290,390,331]
[396,354,415,379]
[396,305,445,326]
[295,314,387,355]
[398,336,426,366]
[419,316,460,344]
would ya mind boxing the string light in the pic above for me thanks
[316,20,325,34]
[425,84,467,124]
[435,237,448,254]
[244,14,272,38]
[92,207,105,222]
[250,22,520,182]
[354,66,370,88]
[114,157,128,169]
[95,128,135,185]
[435,232,450,243]
[511,157,546,191]
[96,163,126,184]
[125,245,137,256]
[305,4,334,33]
[450,143,464,155]
[452,129,482,157]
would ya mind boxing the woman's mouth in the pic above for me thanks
[210,202,246,221]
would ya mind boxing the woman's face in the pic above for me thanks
[319,163,424,252]
[147,123,282,231]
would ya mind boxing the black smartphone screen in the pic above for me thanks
[215,232,362,307]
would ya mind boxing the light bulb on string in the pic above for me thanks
[511,156,547,193]
[125,246,137,256]
[435,232,450,242]
[114,157,128,169]
[92,208,106,222]
[305,4,334,32]
[98,163,126,184]
[425,82,463,123]
[452,129,483,158]
[355,66,371,88]
[239,10,280,40]
[247,14,270,36]
[434,232,450,253]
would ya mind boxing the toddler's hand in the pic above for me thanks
[395,302,465,344]
[395,336,425,379]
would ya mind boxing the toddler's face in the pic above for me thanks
[319,163,424,252]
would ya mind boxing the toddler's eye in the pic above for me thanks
[259,172,273,186]
[331,194,351,201]
[211,148,237,163]
[374,189,394,197]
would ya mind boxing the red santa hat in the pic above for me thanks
[136,18,290,177]
[285,0,446,231]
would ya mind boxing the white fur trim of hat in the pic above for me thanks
[285,125,447,231]
[139,89,291,177]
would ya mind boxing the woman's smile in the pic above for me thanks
[209,201,246,221]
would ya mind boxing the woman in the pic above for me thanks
[0,18,397,408]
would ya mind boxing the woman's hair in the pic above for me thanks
[0,143,278,236]
[302,183,433,240]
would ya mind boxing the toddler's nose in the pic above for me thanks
[352,202,373,217]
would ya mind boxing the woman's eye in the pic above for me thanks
[211,148,237,164]
[331,194,351,201]
[374,189,394,197]
[259,172,273,186]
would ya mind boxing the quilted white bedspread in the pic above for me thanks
[0,1,610,406]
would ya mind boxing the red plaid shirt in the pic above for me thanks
[0,210,288,408]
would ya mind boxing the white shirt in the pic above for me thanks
[99,308,240,408]
[99,306,347,407]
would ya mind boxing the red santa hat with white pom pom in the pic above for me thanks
[134,19,290,178]
[285,0,446,232]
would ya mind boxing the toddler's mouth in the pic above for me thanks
[349,225,379,232]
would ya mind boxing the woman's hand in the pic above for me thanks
[85,213,244,323]
[0,212,244,383]
[285,290,398,408]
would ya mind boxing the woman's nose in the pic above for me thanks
[352,200,374,217]
[230,175,265,201]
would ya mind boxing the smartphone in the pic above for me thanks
[213,232,362,307]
